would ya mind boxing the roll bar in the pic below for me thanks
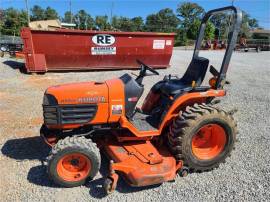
[193,6,242,89]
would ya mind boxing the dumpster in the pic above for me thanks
[20,27,176,73]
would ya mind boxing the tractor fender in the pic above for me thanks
[159,89,226,130]
[106,78,125,123]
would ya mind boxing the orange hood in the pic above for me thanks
[45,81,108,105]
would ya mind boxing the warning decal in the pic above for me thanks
[112,105,123,114]
[153,40,165,49]
[166,40,172,46]
[91,47,116,55]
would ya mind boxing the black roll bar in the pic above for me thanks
[192,6,242,89]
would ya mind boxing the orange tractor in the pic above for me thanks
[41,7,242,193]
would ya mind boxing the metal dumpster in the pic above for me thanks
[20,27,176,73]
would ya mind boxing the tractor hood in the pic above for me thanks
[44,81,108,105]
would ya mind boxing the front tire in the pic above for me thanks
[47,136,101,187]
[168,103,238,172]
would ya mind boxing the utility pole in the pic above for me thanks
[77,16,80,30]
[232,0,235,6]
[69,0,72,23]
[110,1,114,25]
[25,0,30,24]
[85,16,88,30]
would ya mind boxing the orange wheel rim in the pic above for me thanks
[192,124,227,160]
[56,153,91,182]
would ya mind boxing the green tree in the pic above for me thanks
[0,8,28,35]
[145,14,157,31]
[176,2,205,40]
[44,6,58,20]
[111,16,119,30]
[95,15,110,30]
[211,11,259,39]
[74,10,94,30]
[248,18,259,29]
[210,13,228,39]
[63,11,72,23]
[145,8,179,32]
[131,17,144,31]
[111,16,133,31]
[0,9,5,32]
[30,5,45,21]
[204,21,215,40]
[176,2,204,22]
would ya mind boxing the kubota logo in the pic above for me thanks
[92,34,115,46]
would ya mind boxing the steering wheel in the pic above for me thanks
[135,59,159,85]
[137,59,159,76]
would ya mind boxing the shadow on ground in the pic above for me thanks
[87,154,161,198]
[3,60,26,73]
[2,59,162,75]
[88,175,161,199]
[1,136,55,187]
[1,136,49,160]
[1,136,161,197]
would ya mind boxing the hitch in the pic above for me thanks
[103,160,119,194]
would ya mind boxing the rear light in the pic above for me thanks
[209,77,217,88]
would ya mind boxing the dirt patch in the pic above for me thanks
[0,91,8,99]
[0,92,42,138]
[25,76,60,89]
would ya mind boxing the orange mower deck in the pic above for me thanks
[100,140,182,187]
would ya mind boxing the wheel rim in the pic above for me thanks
[192,124,227,160]
[56,153,91,182]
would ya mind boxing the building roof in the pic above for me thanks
[250,29,270,35]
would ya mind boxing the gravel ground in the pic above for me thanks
[0,50,270,202]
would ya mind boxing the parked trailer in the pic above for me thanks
[21,28,176,73]
[0,35,23,57]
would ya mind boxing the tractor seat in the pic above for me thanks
[160,80,192,95]
[160,56,209,96]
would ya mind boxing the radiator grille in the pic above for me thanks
[43,104,97,125]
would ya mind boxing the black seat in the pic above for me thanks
[160,57,209,95]
[160,81,192,95]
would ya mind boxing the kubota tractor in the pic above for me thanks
[40,7,242,193]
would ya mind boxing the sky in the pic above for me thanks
[1,0,270,29]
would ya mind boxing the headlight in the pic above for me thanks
[0,46,7,52]
[43,94,58,105]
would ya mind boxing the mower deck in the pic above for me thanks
[102,140,181,187]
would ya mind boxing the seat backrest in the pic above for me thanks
[181,57,209,86]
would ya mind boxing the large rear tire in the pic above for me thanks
[168,103,237,172]
[47,136,101,187]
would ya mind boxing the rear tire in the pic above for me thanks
[47,136,101,187]
[168,103,237,172]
